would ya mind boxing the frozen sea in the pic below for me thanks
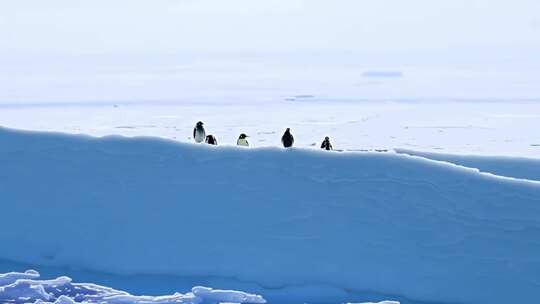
[1,50,539,157]
[1,100,540,158]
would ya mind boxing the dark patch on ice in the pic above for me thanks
[362,71,403,78]
[531,144,540,147]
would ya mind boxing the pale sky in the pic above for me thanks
[1,0,539,103]
[1,0,539,54]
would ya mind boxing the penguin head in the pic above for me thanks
[239,133,248,139]
[286,128,290,132]
[325,136,330,141]
[196,121,204,126]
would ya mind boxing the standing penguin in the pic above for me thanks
[237,134,249,147]
[193,121,206,143]
[320,136,333,150]
[205,135,217,145]
[281,128,294,148]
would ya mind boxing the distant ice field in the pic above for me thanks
[1,49,539,158]
[1,101,539,158]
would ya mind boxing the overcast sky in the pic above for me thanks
[1,1,539,103]
[1,0,539,54]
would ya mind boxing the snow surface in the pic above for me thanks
[396,148,540,181]
[348,302,399,304]
[1,127,540,304]
[1,101,540,157]
[0,270,267,304]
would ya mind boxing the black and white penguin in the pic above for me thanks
[237,133,249,147]
[281,128,294,148]
[320,136,333,150]
[193,121,206,143]
[205,135,217,145]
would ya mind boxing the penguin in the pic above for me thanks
[237,133,249,147]
[193,121,206,143]
[320,136,333,150]
[281,128,294,148]
[205,135,217,145]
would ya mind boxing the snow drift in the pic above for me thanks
[0,270,398,304]
[0,270,266,304]
[1,127,540,304]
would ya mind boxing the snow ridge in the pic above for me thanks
[395,148,540,181]
[1,127,540,304]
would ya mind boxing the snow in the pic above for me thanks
[2,1,539,303]
[1,101,540,158]
[348,302,399,304]
[396,148,540,181]
[0,270,266,304]
[1,127,540,304]
[0,270,40,285]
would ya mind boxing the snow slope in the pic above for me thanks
[1,127,540,304]
[396,148,540,181]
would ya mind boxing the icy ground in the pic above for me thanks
[0,270,399,304]
[0,270,270,304]
[1,101,539,158]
